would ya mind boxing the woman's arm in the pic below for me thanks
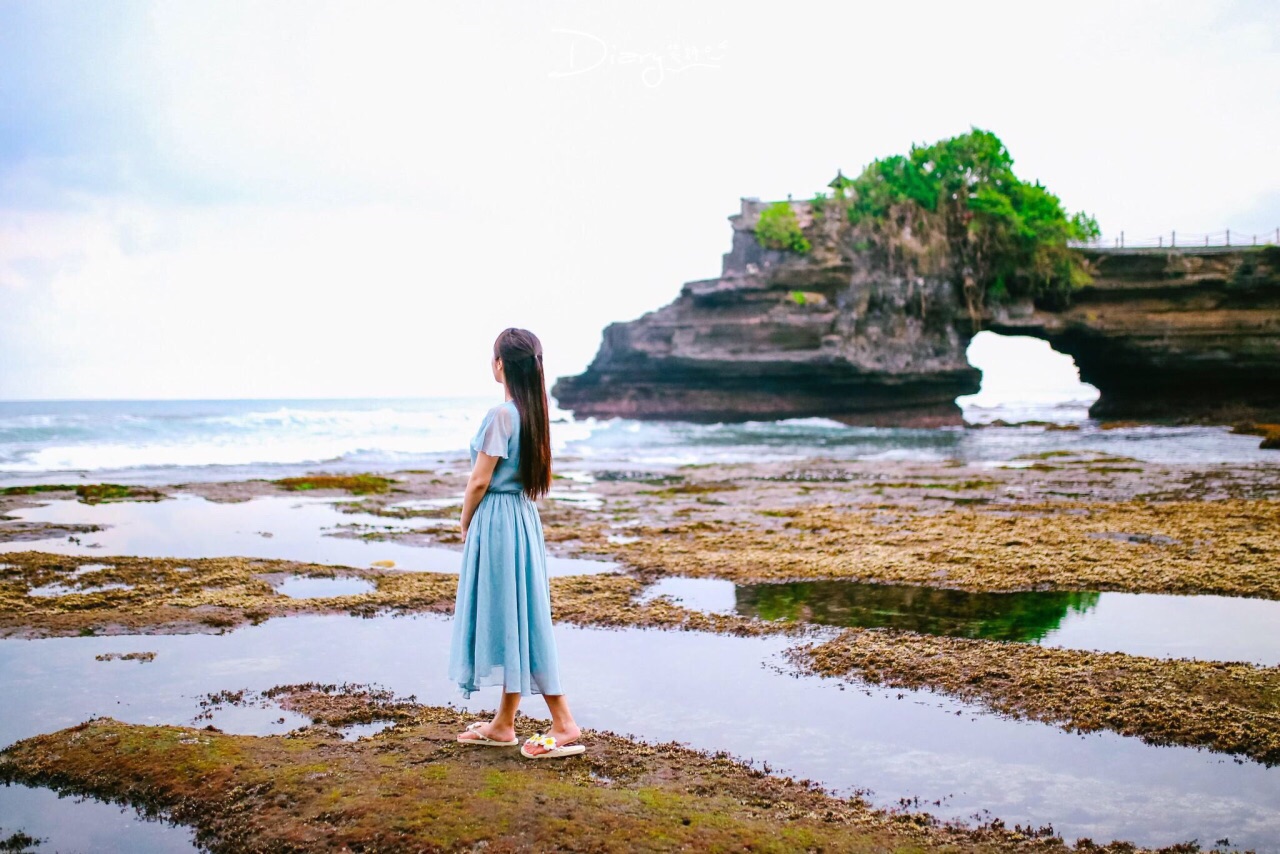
[460,451,502,540]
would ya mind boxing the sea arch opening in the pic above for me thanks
[957,331,1099,424]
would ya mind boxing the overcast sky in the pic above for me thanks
[1,0,1276,401]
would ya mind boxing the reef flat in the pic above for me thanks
[314,452,1280,599]
[0,553,458,638]
[0,553,790,640]
[2,450,1277,848]
[612,497,1279,598]
[793,630,1280,766]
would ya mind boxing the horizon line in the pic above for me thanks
[0,394,499,405]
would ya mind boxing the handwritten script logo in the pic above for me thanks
[549,28,727,88]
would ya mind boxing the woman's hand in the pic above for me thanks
[459,451,502,538]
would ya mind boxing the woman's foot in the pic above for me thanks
[456,721,517,745]
[521,723,581,757]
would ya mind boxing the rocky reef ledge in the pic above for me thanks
[554,199,1280,425]
[553,199,980,427]
[992,247,1280,421]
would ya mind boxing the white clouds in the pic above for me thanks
[0,196,658,399]
[1,202,480,397]
[143,2,554,205]
[1,0,1277,399]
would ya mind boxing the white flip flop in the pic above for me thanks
[520,732,586,759]
[456,721,518,747]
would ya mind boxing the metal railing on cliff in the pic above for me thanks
[1070,228,1279,251]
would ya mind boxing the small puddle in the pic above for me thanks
[340,720,395,741]
[274,575,377,599]
[339,518,454,530]
[28,581,134,598]
[606,533,640,545]
[545,489,603,510]
[0,495,617,577]
[198,703,313,736]
[0,782,198,853]
[383,498,460,511]
[639,577,740,615]
[640,577,1280,665]
[1088,531,1181,546]
[70,563,113,576]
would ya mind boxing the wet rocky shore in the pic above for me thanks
[1,452,1277,851]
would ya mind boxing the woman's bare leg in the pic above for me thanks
[524,694,580,755]
[457,691,521,742]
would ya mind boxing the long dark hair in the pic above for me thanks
[495,328,552,500]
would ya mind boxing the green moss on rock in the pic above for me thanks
[274,475,396,495]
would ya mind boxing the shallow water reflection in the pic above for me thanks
[641,577,1280,665]
[1,614,1277,850]
[341,721,396,741]
[0,495,616,577]
[274,575,377,599]
[0,782,198,853]
[28,580,134,598]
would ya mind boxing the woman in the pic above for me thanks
[448,328,584,759]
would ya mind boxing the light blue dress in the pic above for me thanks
[448,400,563,699]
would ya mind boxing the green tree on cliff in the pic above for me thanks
[760,129,1100,319]
[843,129,1097,315]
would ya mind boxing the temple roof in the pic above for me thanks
[827,169,854,189]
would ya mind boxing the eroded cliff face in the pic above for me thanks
[990,247,1280,421]
[554,199,1280,426]
[552,200,980,427]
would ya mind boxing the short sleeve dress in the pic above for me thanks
[447,400,563,699]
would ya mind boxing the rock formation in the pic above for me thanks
[552,199,981,427]
[554,198,1280,425]
[991,247,1280,420]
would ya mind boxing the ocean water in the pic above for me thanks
[0,394,1273,486]
[0,397,497,483]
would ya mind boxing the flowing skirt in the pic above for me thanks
[448,491,563,698]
